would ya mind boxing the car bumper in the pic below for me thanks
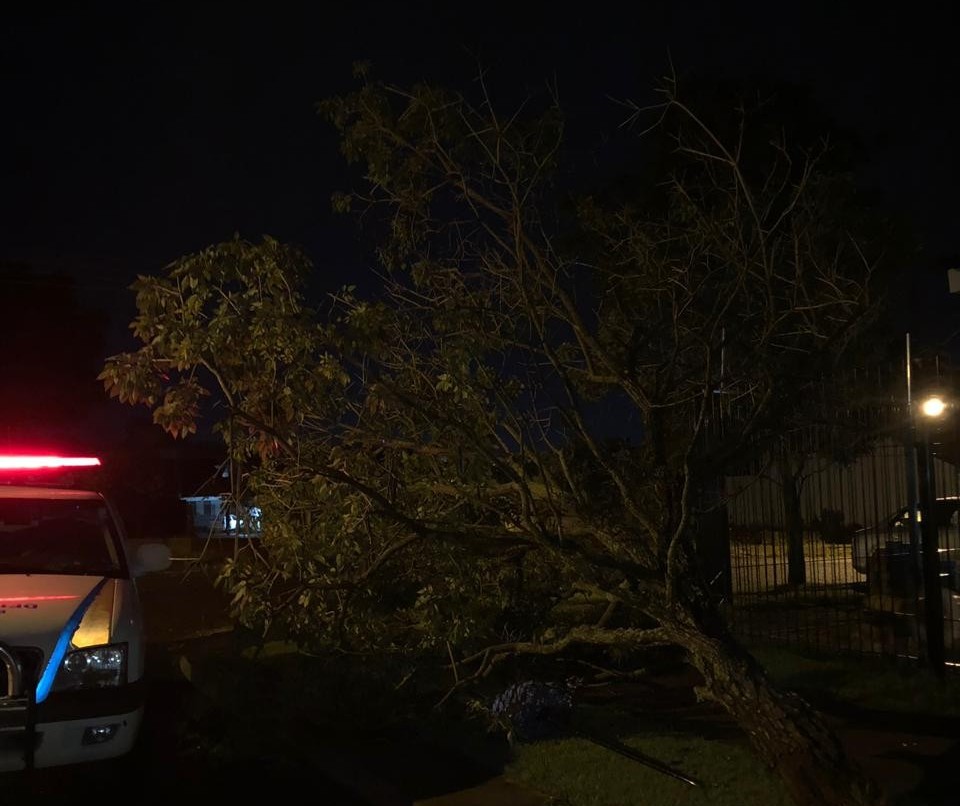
[0,707,143,772]
[0,684,144,772]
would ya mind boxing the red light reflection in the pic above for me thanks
[0,595,81,602]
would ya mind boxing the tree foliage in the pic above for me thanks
[101,73,897,804]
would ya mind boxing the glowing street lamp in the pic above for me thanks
[920,395,947,419]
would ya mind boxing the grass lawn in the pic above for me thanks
[746,643,960,717]
[175,627,959,806]
[500,645,960,806]
[495,678,795,806]
[505,731,793,806]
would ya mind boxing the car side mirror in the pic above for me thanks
[131,542,172,576]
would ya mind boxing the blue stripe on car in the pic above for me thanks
[34,578,109,704]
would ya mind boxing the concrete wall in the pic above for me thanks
[724,438,958,530]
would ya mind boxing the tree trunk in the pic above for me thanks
[780,467,807,587]
[665,612,886,806]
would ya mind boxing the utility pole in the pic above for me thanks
[915,401,946,676]
[904,334,925,668]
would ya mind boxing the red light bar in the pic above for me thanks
[0,455,101,470]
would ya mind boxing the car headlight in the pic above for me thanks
[52,644,127,691]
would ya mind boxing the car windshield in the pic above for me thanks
[0,498,122,576]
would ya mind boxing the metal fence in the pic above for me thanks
[719,392,960,672]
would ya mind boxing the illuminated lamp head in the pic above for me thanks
[920,396,948,419]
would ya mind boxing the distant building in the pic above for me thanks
[181,493,262,536]
[180,464,262,537]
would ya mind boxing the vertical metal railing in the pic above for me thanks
[720,357,958,672]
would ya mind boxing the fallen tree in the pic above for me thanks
[101,71,899,804]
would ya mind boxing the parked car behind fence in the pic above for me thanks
[851,496,960,591]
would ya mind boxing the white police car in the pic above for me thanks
[0,454,171,771]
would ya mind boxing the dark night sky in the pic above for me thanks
[1,1,959,442]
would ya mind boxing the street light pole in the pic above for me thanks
[917,395,946,677]
[905,335,922,592]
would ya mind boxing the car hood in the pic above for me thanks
[0,574,115,654]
